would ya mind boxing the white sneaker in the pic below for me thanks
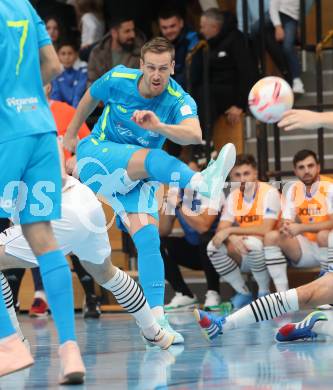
[203,290,221,311]
[164,293,198,312]
[292,78,305,94]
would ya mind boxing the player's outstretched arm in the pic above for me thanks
[131,110,202,145]
[64,89,99,152]
[39,45,62,85]
[278,109,333,131]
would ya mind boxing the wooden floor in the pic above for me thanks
[2,310,333,389]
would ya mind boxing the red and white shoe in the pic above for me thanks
[58,341,85,385]
[29,297,48,318]
[0,334,34,377]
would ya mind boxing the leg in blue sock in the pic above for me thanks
[0,289,15,339]
[132,224,165,308]
[37,250,76,344]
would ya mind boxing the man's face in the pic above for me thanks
[230,164,258,191]
[200,15,220,40]
[159,16,184,42]
[294,156,320,185]
[113,21,136,50]
[58,45,77,68]
[140,51,175,97]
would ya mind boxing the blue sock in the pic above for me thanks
[37,250,76,344]
[132,224,165,308]
[0,290,15,338]
[144,149,195,187]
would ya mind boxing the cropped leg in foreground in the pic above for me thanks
[194,272,333,342]
[0,218,175,350]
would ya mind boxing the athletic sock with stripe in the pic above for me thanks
[223,289,299,332]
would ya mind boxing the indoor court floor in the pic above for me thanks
[1,310,333,389]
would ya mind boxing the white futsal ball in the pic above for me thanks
[248,76,294,123]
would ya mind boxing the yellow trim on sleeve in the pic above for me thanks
[111,72,137,80]
[167,84,181,98]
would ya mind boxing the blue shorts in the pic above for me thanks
[0,133,62,224]
[77,136,160,231]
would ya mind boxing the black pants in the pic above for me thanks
[161,236,220,297]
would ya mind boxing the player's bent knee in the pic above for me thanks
[243,236,263,251]
[207,240,227,258]
[264,230,280,246]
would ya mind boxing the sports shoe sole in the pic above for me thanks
[209,143,236,200]
[59,371,85,385]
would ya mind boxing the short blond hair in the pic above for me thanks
[140,37,175,61]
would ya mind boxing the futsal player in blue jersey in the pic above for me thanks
[64,37,236,343]
[0,0,85,383]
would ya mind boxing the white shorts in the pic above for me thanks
[293,235,321,268]
[0,177,111,266]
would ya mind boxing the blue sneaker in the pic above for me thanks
[200,143,236,201]
[230,293,253,309]
[193,309,225,341]
[275,311,328,342]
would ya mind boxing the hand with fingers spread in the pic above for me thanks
[131,110,162,131]
[278,109,322,131]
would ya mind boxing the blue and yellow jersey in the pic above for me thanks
[89,65,198,148]
[0,0,56,143]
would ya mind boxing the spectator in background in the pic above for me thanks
[158,7,199,89]
[236,0,293,86]
[51,40,88,108]
[160,162,221,312]
[45,16,64,49]
[75,0,105,48]
[270,0,304,94]
[34,0,78,37]
[192,8,256,127]
[88,17,144,84]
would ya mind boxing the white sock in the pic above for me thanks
[224,289,299,331]
[246,250,270,294]
[151,306,164,321]
[319,247,329,272]
[102,268,160,338]
[264,246,289,291]
[208,242,250,295]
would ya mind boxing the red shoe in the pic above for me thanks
[0,334,34,377]
[58,341,85,385]
[29,297,48,318]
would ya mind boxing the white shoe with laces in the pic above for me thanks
[203,290,221,311]
[164,293,198,312]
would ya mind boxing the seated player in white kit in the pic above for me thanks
[0,174,175,350]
